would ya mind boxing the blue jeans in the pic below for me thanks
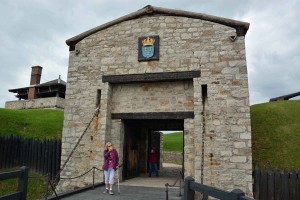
[149,163,158,177]
[104,168,115,184]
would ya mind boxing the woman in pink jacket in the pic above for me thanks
[102,142,119,195]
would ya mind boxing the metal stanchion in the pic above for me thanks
[165,183,169,200]
[92,167,95,189]
[179,176,182,197]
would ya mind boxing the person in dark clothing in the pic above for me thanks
[148,148,159,177]
[102,142,119,195]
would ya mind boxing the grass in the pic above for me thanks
[251,100,300,170]
[163,131,183,152]
[0,108,63,140]
[2,100,300,170]
[0,168,48,200]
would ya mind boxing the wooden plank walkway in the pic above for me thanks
[60,185,182,200]
[59,175,183,200]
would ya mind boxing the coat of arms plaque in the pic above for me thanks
[138,35,159,61]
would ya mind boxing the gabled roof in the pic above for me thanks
[8,78,66,93]
[66,5,250,50]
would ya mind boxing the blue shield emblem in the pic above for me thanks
[142,45,154,59]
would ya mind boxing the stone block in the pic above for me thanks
[234,142,246,148]
[230,156,247,163]
[240,133,251,139]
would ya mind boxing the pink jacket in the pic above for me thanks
[102,149,119,171]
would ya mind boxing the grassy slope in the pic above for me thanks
[0,168,47,200]
[163,132,183,152]
[0,108,63,140]
[251,100,300,170]
[1,100,300,170]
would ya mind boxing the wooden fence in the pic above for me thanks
[0,136,61,180]
[253,169,300,200]
[0,166,29,200]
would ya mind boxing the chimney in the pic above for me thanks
[30,66,43,85]
[28,66,42,100]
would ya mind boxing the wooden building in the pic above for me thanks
[5,66,66,109]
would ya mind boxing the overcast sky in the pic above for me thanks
[1,0,299,108]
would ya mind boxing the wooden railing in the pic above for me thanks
[183,176,253,200]
[0,166,29,200]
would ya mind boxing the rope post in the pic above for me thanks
[92,167,95,189]
[165,183,169,200]
[179,176,182,197]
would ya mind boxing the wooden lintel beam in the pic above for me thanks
[111,112,194,119]
[102,71,200,83]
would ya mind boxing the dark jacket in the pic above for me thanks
[102,149,119,171]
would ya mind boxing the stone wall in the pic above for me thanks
[112,81,193,113]
[59,13,252,195]
[163,151,183,165]
[5,97,65,110]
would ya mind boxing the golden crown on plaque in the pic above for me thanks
[142,37,155,46]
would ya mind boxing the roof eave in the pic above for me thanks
[65,5,250,50]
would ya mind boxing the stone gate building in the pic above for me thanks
[59,5,252,195]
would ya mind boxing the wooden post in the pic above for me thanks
[282,170,289,199]
[274,170,281,200]
[267,171,274,200]
[183,176,195,200]
[289,171,297,200]
[18,166,29,200]
[230,189,245,200]
[0,137,3,168]
[52,140,57,180]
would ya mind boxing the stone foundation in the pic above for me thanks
[5,97,64,110]
[163,151,183,165]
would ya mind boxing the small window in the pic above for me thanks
[96,90,101,108]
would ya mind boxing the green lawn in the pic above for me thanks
[251,100,300,170]
[163,131,183,152]
[1,100,300,170]
[0,108,63,140]
[0,168,48,200]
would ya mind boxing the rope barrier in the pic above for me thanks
[60,168,94,180]
[165,170,184,200]
[42,106,100,200]
[52,106,100,185]
[40,104,122,199]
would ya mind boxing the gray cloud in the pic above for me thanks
[1,0,299,107]
[244,0,300,103]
